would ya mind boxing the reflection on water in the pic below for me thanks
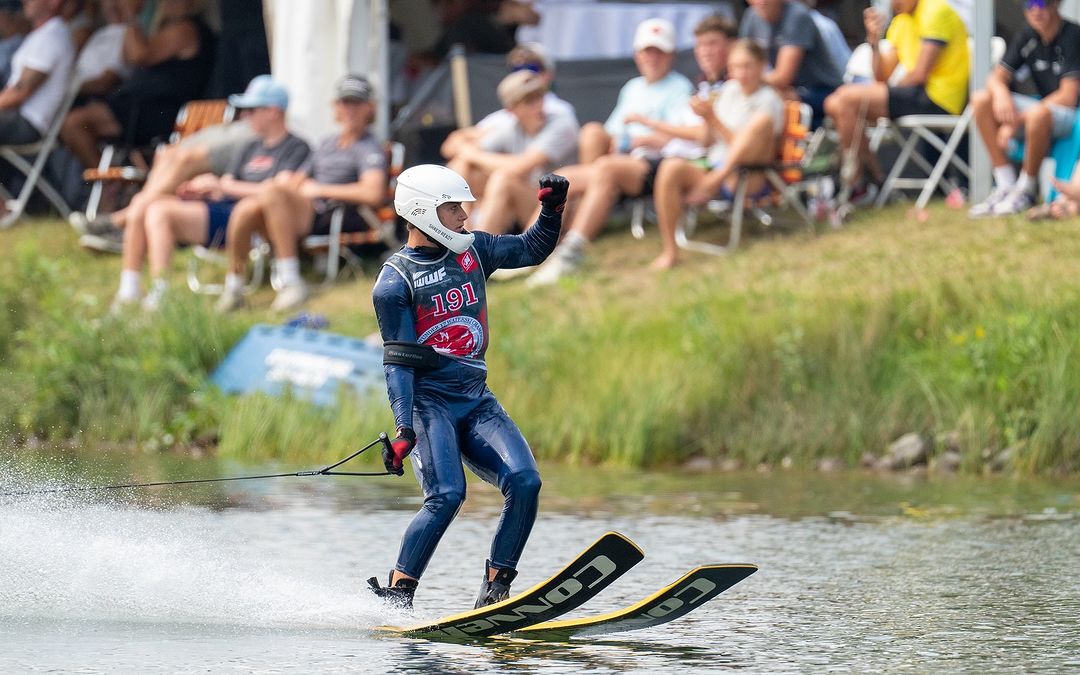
[1,450,1078,673]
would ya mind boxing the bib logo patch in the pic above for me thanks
[457,250,477,273]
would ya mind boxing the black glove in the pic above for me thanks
[537,173,569,213]
[384,427,416,476]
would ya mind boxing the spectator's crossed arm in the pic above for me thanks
[0,67,47,110]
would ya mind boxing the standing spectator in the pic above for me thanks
[739,0,844,126]
[0,0,74,149]
[969,0,1080,217]
[650,38,785,270]
[60,0,215,171]
[824,0,969,201]
[214,75,388,314]
[0,1,29,85]
[576,18,694,165]
[444,70,577,235]
[109,75,310,313]
[526,15,733,286]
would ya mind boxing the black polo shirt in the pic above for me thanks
[1001,19,1080,99]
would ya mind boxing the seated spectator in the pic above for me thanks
[739,0,844,126]
[443,69,577,235]
[0,1,29,85]
[969,0,1080,217]
[649,38,785,270]
[214,74,389,314]
[109,75,309,313]
[1045,160,1080,218]
[60,0,214,171]
[0,0,74,148]
[76,116,255,251]
[70,0,135,100]
[575,18,693,166]
[526,15,734,286]
[476,42,577,132]
[824,0,969,201]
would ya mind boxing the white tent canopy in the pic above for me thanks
[265,0,389,144]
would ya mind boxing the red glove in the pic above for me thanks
[537,173,569,213]
[384,427,416,476]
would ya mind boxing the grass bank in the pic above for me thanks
[2,206,1079,474]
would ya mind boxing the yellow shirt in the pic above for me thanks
[885,0,970,115]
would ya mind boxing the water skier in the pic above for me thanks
[368,164,568,609]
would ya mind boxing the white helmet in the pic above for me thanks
[394,164,476,253]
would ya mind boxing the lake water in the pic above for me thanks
[1,455,1078,673]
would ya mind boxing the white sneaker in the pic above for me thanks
[271,281,309,312]
[990,186,1035,216]
[109,294,139,316]
[526,250,583,288]
[141,287,166,313]
[969,184,1013,218]
[214,288,246,314]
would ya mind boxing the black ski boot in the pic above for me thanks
[474,561,518,609]
[367,572,418,610]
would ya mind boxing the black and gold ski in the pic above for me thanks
[513,563,758,639]
[379,531,645,640]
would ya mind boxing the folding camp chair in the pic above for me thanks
[300,141,406,284]
[0,77,82,228]
[873,37,1007,210]
[80,99,235,221]
[675,102,820,256]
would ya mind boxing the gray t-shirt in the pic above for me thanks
[301,132,388,212]
[739,1,843,90]
[479,108,578,180]
[225,132,311,183]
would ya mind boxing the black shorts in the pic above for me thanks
[887,86,948,119]
[311,206,369,236]
[640,157,663,196]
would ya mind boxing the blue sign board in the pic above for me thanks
[210,324,384,406]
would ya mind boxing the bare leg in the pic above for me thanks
[1019,103,1053,179]
[824,82,890,182]
[970,89,1010,169]
[578,122,614,164]
[60,102,122,169]
[566,155,649,241]
[223,197,269,275]
[703,113,779,192]
[475,169,536,234]
[143,198,210,279]
[651,158,707,270]
[260,185,314,261]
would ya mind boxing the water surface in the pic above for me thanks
[2,454,1078,673]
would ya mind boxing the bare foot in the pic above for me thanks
[649,252,678,271]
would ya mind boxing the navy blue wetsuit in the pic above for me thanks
[372,208,562,579]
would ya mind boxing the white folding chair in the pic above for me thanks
[0,77,81,228]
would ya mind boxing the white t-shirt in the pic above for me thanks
[660,79,725,160]
[479,107,579,180]
[706,80,785,168]
[76,23,131,83]
[6,16,75,135]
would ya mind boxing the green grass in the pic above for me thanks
[2,205,1079,474]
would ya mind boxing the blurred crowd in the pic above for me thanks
[1,0,1079,314]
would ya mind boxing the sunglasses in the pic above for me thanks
[1025,0,1047,9]
[510,63,543,74]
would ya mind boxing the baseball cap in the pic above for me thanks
[336,74,374,102]
[228,75,289,110]
[497,70,547,108]
[633,18,676,53]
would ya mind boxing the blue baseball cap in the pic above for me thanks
[228,75,289,110]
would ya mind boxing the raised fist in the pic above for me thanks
[537,173,569,212]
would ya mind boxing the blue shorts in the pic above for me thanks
[205,199,236,247]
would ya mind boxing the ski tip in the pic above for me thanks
[601,531,645,556]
